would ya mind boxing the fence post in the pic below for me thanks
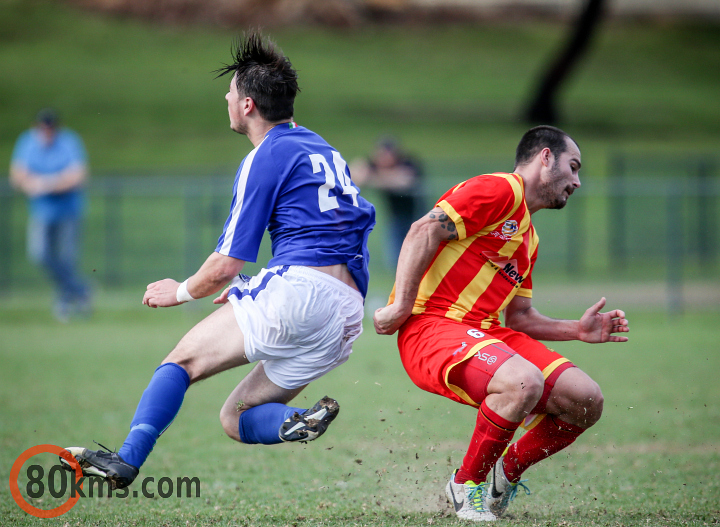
[609,155,627,270]
[184,182,203,279]
[104,179,123,286]
[666,180,683,314]
[567,194,584,275]
[0,190,12,293]
[211,178,227,228]
[696,159,716,268]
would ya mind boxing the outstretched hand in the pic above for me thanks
[142,278,182,308]
[578,297,629,343]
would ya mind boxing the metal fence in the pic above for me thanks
[0,175,233,290]
[1,155,718,311]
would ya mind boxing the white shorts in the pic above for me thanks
[227,265,364,389]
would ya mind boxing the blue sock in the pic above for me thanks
[118,363,190,468]
[238,403,306,445]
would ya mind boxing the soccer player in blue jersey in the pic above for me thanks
[61,32,376,489]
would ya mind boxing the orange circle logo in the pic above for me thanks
[9,444,84,518]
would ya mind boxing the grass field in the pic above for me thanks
[1,295,719,526]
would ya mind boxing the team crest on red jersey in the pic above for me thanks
[502,220,519,236]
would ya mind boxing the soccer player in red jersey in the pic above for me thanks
[374,126,629,521]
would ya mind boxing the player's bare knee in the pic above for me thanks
[219,403,243,441]
[581,381,604,427]
[557,377,604,428]
[512,366,544,409]
[493,358,544,412]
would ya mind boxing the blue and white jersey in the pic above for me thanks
[216,123,376,298]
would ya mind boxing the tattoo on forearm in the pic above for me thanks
[428,210,458,240]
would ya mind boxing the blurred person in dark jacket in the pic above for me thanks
[352,136,425,268]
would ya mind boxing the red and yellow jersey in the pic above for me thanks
[393,172,538,329]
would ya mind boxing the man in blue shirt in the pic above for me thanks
[61,32,376,490]
[10,109,91,321]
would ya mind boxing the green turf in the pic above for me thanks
[1,297,718,526]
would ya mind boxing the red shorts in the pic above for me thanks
[397,315,574,416]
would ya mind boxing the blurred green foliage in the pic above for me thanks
[1,0,719,175]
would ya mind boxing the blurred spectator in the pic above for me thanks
[9,109,91,321]
[351,136,425,267]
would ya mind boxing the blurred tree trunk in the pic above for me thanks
[525,0,606,124]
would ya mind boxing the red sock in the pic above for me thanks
[455,400,520,484]
[502,415,584,483]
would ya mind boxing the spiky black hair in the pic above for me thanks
[215,31,299,122]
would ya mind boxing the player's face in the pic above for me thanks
[226,74,248,135]
[539,139,582,210]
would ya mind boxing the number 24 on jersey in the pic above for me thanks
[310,152,359,212]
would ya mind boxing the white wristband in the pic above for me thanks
[176,279,195,303]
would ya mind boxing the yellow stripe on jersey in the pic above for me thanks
[444,339,504,407]
[542,357,570,379]
[516,227,539,298]
[485,210,537,317]
[415,211,513,318]
[444,259,499,323]
[412,234,479,315]
[438,175,521,242]
[415,173,529,320]
[504,173,525,213]
[451,181,468,193]
[515,289,533,298]
[480,318,497,330]
[438,199,466,240]
[442,176,527,323]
